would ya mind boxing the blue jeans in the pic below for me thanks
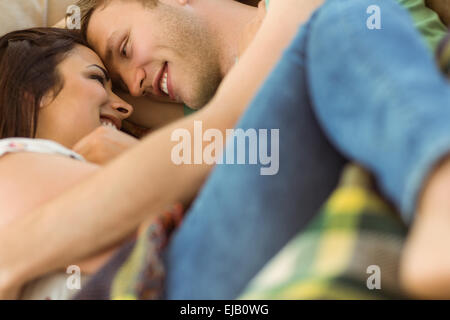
[308,0,450,224]
[163,14,346,299]
[165,0,450,299]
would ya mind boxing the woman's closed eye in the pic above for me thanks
[87,65,111,89]
[90,74,107,87]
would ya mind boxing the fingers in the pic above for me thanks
[122,120,152,139]
[72,126,139,165]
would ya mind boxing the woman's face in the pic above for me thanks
[35,45,133,148]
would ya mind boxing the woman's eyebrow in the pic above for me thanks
[87,64,111,82]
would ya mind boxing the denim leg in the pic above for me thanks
[164,20,347,299]
[308,0,450,224]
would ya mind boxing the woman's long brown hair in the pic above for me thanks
[0,28,90,139]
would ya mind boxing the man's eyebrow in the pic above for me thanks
[87,64,111,82]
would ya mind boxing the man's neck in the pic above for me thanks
[197,0,258,77]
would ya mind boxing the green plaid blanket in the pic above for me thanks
[239,30,450,301]
[75,204,185,300]
[437,32,450,77]
[239,165,408,300]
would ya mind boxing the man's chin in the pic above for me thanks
[142,92,184,105]
[185,91,219,110]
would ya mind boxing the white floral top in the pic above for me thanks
[0,138,87,300]
[0,138,84,161]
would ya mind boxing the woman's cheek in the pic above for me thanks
[71,110,99,141]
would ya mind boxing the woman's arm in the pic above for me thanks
[0,0,323,298]
[0,153,99,228]
[0,153,102,297]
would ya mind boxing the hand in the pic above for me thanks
[400,156,450,298]
[0,266,21,300]
[73,126,139,165]
[122,120,152,139]
[0,284,20,300]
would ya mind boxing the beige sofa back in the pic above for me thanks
[0,0,75,36]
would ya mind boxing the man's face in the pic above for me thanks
[87,0,223,109]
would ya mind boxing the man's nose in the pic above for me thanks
[127,68,146,97]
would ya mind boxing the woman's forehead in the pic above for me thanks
[65,45,106,70]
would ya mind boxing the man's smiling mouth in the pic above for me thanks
[160,66,169,95]
[150,62,172,99]
[145,62,180,102]
[156,62,170,97]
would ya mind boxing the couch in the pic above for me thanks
[0,0,74,36]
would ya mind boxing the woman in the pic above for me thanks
[0,28,147,299]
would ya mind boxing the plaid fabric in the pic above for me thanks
[239,165,408,300]
[239,34,450,300]
[74,204,184,300]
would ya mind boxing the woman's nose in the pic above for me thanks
[110,94,134,120]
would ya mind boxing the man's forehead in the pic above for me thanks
[87,8,112,55]
[87,12,118,65]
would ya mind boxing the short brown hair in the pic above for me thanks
[76,0,158,41]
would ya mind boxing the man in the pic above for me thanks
[75,0,269,130]
[77,0,445,111]
[72,0,447,159]
[75,0,450,298]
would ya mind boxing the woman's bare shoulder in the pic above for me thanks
[0,153,99,227]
